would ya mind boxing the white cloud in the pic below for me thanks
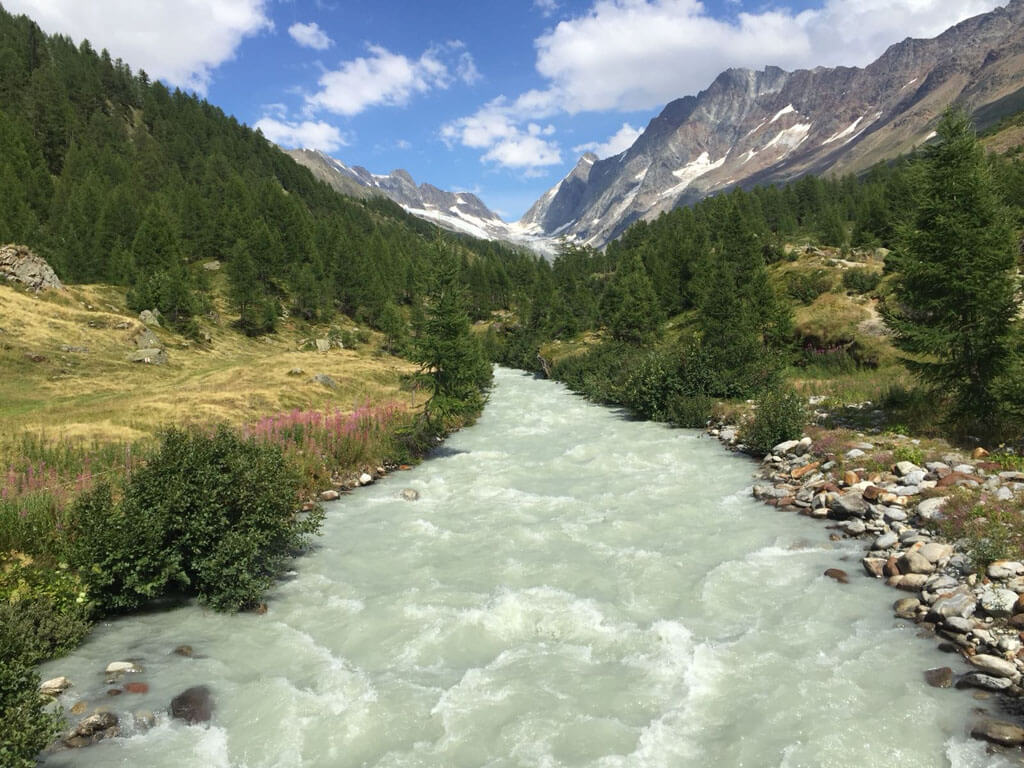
[308,43,465,116]
[3,0,271,94]
[573,122,643,158]
[395,139,412,150]
[444,0,998,172]
[288,21,333,50]
[254,116,347,152]
[534,0,559,17]
[532,0,1002,113]
[456,51,482,85]
[442,98,561,172]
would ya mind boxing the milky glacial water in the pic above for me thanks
[40,367,1013,768]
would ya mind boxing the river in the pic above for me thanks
[40,367,1009,767]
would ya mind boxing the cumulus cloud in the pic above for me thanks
[446,0,999,171]
[254,116,347,152]
[307,42,477,116]
[3,0,271,94]
[442,100,561,172]
[533,0,1002,113]
[288,21,333,50]
[573,122,643,158]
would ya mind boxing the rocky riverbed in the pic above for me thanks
[709,423,1024,755]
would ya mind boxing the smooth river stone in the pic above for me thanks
[969,654,1019,679]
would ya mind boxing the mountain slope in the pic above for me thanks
[522,0,1024,247]
[286,149,554,252]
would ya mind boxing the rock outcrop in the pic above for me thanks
[0,244,63,291]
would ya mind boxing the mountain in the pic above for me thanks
[521,0,1024,248]
[286,149,554,253]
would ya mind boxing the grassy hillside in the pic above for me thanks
[0,278,422,454]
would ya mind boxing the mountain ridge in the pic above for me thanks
[285,148,556,253]
[520,0,1024,248]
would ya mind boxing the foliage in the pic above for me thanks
[0,655,62,768]
[841,268,882,294]
[892,444,924,467]
[69,427,322,613]
[413,246,493,424]
[243,404,413,495]
[741,386,807,456]
[881,108,1020,434]
[784,269,833,304]
[937,489,1024,571]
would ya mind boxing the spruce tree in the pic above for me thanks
[605,250,663,344]
[882,107,1019,431]
[413,246,492,423]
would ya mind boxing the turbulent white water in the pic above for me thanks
[40,368,1011,767]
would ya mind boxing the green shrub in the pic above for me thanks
[841,268,882,294]
[742,386,807,455]
[893,444,924,467]
[784,270,832,304]
[937,489,1024,571]
[622,349,683,420]
[0,656,62,768]
[69,427,323,613]
[665,393,714,428]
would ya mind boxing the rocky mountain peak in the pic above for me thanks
[518,1,1024,249]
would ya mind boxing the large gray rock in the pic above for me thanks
[957,673,1014,692]
[987,560,1024,580]
[315,338,331,353]
[311,373,337,389]
[170,685,213,724]
[971,719,1024,747]
[979,588,1019,617]
[138,309,161,326]
[917,542,953,565]
[126,348,167,365]
[39,676,72,697]
[0,244,63,291]
[64,711,119,748]
[830,492,869,519]
[898,550,935,575]
[871,531,898,550]
[133,328,161,349]
[928,589,977,621]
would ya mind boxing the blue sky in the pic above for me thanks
[4,0,1004,219]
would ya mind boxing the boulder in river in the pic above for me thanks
[971,719,1024,747]
[39,676,72,697]
[824,568,849,584]
[170,685,213,724]
[400,488,420,501]
[923,667,952,688]
[63,711,119,748]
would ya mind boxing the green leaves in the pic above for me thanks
[69,427,322,614]
[882,107,1020,432]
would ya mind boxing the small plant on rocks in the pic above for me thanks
[937,489,1024,571]
[741,386,807,456]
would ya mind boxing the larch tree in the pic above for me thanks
[882,107,1020,431]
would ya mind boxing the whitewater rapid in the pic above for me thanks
[40,367,1009,767]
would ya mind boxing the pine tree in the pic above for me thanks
[413,246,492,424]
[606,250,663,344]
[882,107,1020,431]
[695,201,792,398]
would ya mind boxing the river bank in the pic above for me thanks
[707,419,1024,753]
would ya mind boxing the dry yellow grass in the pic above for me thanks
[0,282,424,457]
